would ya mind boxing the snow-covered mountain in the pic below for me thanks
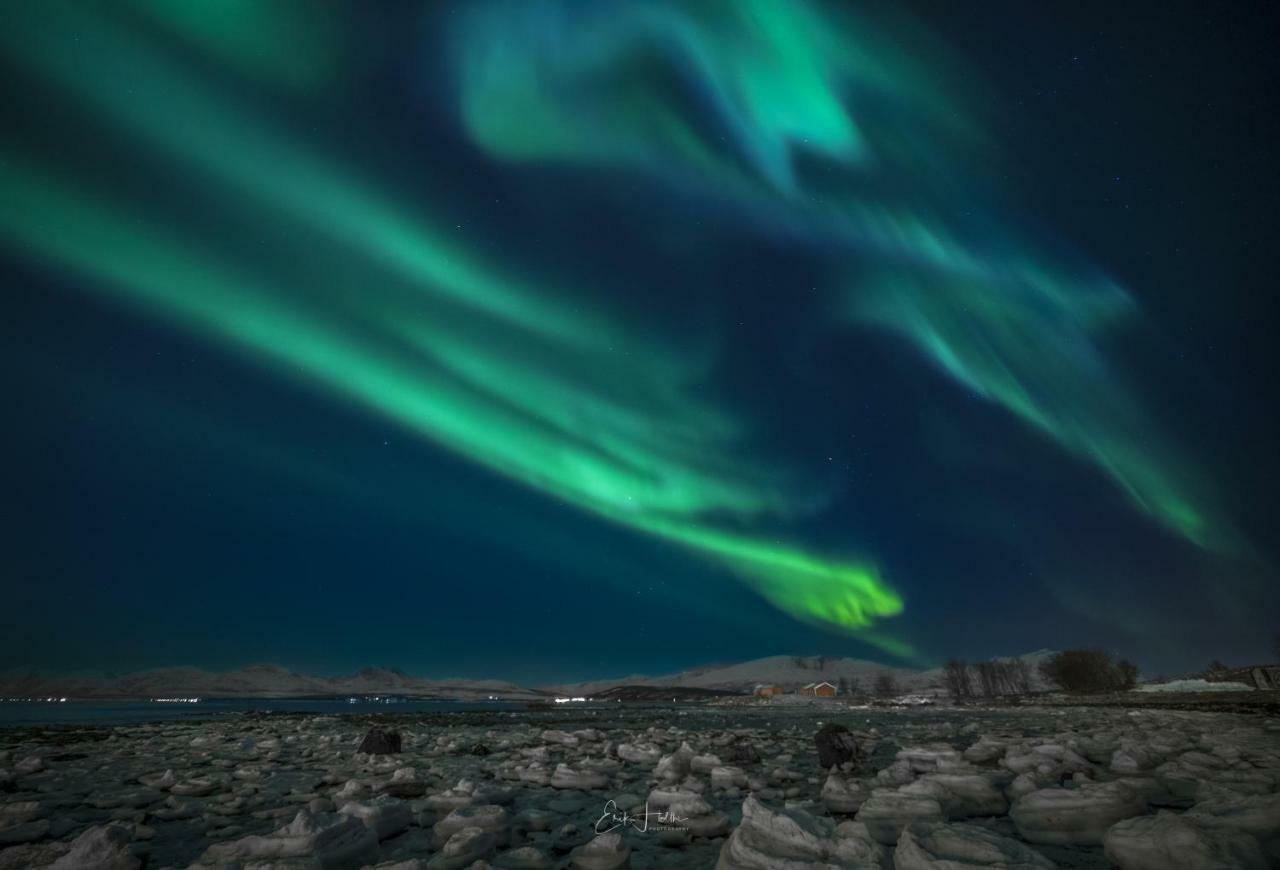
[0,664,547,701]
[0,651,1058,700]
[546,650,1058,697]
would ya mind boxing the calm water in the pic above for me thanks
[0,698,526,726]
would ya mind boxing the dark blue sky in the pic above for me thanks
[2,1,1276,683]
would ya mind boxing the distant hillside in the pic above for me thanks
[0,664,549,701]
[546,651,1058,697]
[591,685,745,701]
[0,650,1059,701]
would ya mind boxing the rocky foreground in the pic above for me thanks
[1,704,1277,869]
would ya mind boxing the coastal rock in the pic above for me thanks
[569,831,631,870]
[427,826,495,870]
[725,738,761,766]
[716,795,884,869]
[48,824,142,870]
[170,775,221,797]
[1186,791,1280,840]
[963,740,1006,765]
[358,727,403,755]
[895,821,1054,869]
[198,809,379,867]
[339,795,413,840]
[616,742,662,765]
[514,763,552,787]
[912,773,1008,819]
[1104,811,1268,870]
[821,773,869,814]
[1011,782,1147,845]
[551,763,608,790]
[711,765,749,789]
[654,743,696,783]
[494,845,553,869]
[815,723,863,770]
[646,789,732,838]
[14,756,44,775]
[433,804,510,847]
[876,759,916,788]
[692,753,724,773]
[137,769,176,791]
[856,789,944,846]
[541,729,580,747]
[897,747,963,774]
[0,819,50,845]
[380,767,429,799]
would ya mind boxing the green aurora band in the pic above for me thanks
[0,1,907,655]
[452,0,1227,552]
[0,1,1231,657]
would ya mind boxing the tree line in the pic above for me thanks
[944,649,1139,699]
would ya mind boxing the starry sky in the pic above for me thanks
[2,1,1276,683]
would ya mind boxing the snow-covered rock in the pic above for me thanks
[551,763,609,790]
[1185,791,1280,841]
[569,831,631,870]
[856,789,945,846]
[427,826,495,870]
[433,804,510,847]
[711,765,749,789]
[894,820,1054,870]
[198,810,379,867]
[1104,811,1268,870]
[716,795,884,869]
[339,795,413,840]
[821,772,869,814]
[49,824,141,870]
[1011,782,1147,845]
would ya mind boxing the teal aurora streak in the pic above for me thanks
[0,1,1229,657]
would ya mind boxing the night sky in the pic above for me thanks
[2,1,1276,684]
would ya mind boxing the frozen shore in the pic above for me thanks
[1,703,1277,868]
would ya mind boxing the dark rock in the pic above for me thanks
[357,727,402,755]
[815,723,864,770]
[726,738,761,765]
[551,822,588,854]
[49,752,88,762]
[467,742,490,756]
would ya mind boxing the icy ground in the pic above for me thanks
[1,704,1277,868]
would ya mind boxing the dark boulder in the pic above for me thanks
[814,723,863,770]
[725,737,761,765]
[357,727,402,755]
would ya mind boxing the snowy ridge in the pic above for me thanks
[546,650,1058,696]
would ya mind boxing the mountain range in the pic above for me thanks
[0,665,544,701]
[547,650,1057,697]
[0,651,1057,700]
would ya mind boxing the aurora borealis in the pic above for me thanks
[2,1,1276,679]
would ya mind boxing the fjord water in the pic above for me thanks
[0,698,523,726]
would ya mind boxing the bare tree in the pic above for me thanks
[974,661,998,697]
[874,671,897,698]
[1116,659,1139,690]
[943,659,972,699]
[845,674,861,697]
[837,676,849,696]
[1039,650,1126,693]
[1011,659,1033,695]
